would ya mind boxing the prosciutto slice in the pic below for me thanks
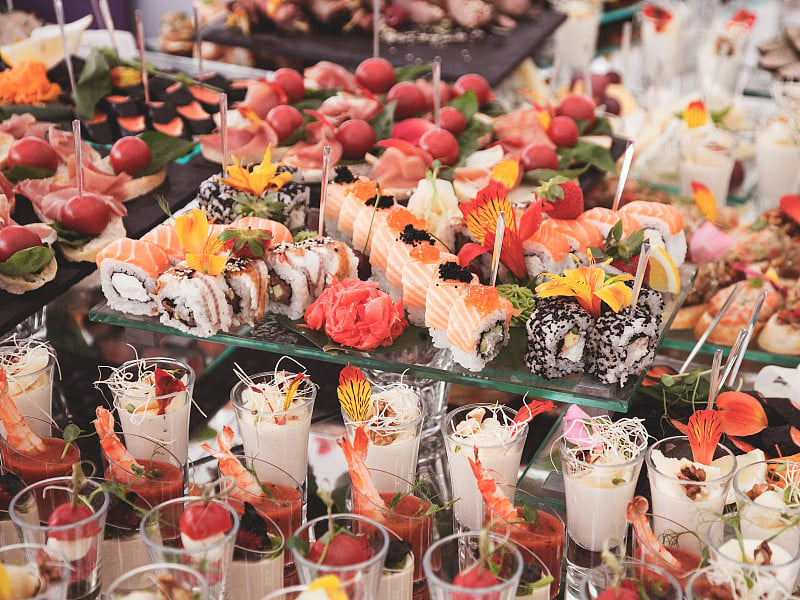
[0,114,53,139]
[318,94,382,126]
[200,117,279,165]
[14,179,127,223]
[367,140,433,196]
[47,126,99,165]
[283,121,343,170]
[304,61,360,93]
[492,108,554,153]
[237,80,286,120]
[65,157,133,198]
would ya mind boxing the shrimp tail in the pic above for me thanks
[219,426,236,454]
[511,400,555,435]
[627,495,682,568]
[93,407,142,472]
[339,426,387,511]
[353,424,369,461]
[467,447,518,523]
[0,367,45,455]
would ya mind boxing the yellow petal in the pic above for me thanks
[684,100,707,129]
[594,280,633,313]
[175,208,210,254]
[490,158,520,190]
[691,181,718,223]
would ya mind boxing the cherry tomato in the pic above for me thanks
[453,73,491,107]
[60,194,110,236]
[308,532,370,566]
[439,107,467,136]
[355,57,396,94]
[273,68,305,103]
[0,225,42,263]
[386,82,424,120]
[556,94,596,128]
[47,502,97,540]
[180,501,232,541]
[547,115,579,147]
[452,565,500,590]
[109,137,152,176]
[419,128,459,166]
[336,119,376,159]
[521,143,559,171]
[267,104,305,141]
[418,79,453,113]
[8,136,58,171]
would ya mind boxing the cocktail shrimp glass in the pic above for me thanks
[0,339,57,438]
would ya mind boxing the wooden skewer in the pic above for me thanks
[629,243,651,312]
[489,211,505,287]
[432,60,442,130]
[318,146,332,237]
[135,10,149,105]
[219,93,228,178]
[372,0,380,59]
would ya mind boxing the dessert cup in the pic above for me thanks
[9,475,109,600]
[638,2,687,94]
[579,560,682,600]
[0,543,71,600]
[227,505,285,600]
[685,566,790,600]
[422,531,524,600]
[378,530,415,600]
[1,471,25,545]
[0,341,57,438]
[679,127,739,205]
[697,24,749,96]
[0,418,79,485]
[646,436,735,555]
[551,0,602,84]
[291,513,390,599]
[106,357,195,467]
[141,497,239,600]
[443,404,528,531]
[756,116,800,212]
[101,489,152,590]
[630,512,703,585]
[104,563,210,600]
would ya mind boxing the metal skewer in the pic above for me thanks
[372,0,380,58]
[219,93,228,178]
[679,282,742,372]
[318,146,332,237]
[193,4,203,78]
[72,120,84,200]
[720,328,747,387]
[707,348,724,409]
[489,211,506,287]
[54,0,76,93]
[725,288,768,387]
[135,10,149,104]
[612,140,635,212]
[99,0,120,62]
[432,60,442,130]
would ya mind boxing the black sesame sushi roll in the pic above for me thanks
[272,178,310,234]
[634,286,665,326]
[524,298,594,379]
[587,304,659,386]
[196,174,240,224]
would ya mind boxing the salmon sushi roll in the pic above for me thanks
[140,224,184,263]
[619,200,686,265]
[351,194,397,255]
[384,226,444,296]
[402,245,458,326]
[323,166,359,238]
[336,178,381,245]
[426,262,479,348]
[96,238,171,316]
[541,218,603,260]
[522,225,575,278]
[228,216,293,247]
[578,207,642,239]
[370,208,427,284]
[445,285,516,372]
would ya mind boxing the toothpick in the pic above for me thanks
[612,140,634,212]
[432,60,442,129]
[72,120,84,200]
[372,0,380,58]
[707,348,724,409]
[318,146,332,236]
[628,242,651,312]
[489,211,505,287]
[193,4,203,78]
[720,328,747,387]
[219,93,228,178]
[99,0,120,62]
[680,282,742,372]
[135,10,149,104]
[54,0,76,93]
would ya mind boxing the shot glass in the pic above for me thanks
[0,543,71,600]
[9,476,109,600]
[105,563,210,600]
[378,530,415,600]
[0,341,57,438]
[0,418,79,486]
[141,497,240,600]
[630,512,704,585]
[755,117,800,212]
[227,505,285,600]
[101,489,152,590]
[107,357,195,467]
[291,513,390,599]
[579,560,682,600]
[697,24,750,96]
[685,566,790,600]
[551,0,602,88]
[647,436,735,555]
[679,127,739,205]
[422,531,524,600]
[0,471,24,545]
[443,404,528,531]
[638,2,687,94]
[484,485,565,599]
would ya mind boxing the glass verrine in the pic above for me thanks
[579,559,682,600]
[630,512,704,585]
[755,116,800,212]
[696,22,750,96]
[685,566,790,600]
[230,370,316,492]
[291,513,390,599]
[103,357,195,467]
[484,485,565,599]
[678,127,739,206]
[0,543,71,600]
[443,404,528,531]
[378,530,414,600]
[637,2,687,93]
[550,0,602,84]
[647,436,735,555]
[9,475,109,600]
[101,488,152,590]
[0,471,25,545]
[0,340,57,438]
[227,501,285,600]
[261,578,347,600]
[141,497,240,600]
[422,531,524,600]
[104,563,210,600]
[0,418,79,486]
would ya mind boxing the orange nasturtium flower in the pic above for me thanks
[683,100,708,129]
[687,409,723,466]
[715,391,768,437]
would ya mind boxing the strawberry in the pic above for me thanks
[596,581,641,600]
[308,530,371,566]
[642,4,672,32]
[535,176,584,220]
[218,227,273,259]
[179,500,232,542]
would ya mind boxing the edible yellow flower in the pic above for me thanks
[218,147,292,197]
[185,234,228,276]
[174,208,211,255]
[691,181,717,224]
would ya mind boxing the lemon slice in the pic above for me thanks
[647,245,681,294]
[0,562,10,600]
[0,15,92,69]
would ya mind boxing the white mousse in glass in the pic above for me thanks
[756,117,800,211]
[378,553,414,600]
[0,341,56,438]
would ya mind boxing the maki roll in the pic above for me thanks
[369,208,425,282]
[402,245,458,326]
[446,285,516,372]
[524,298,594,379]
[587,304,659,386]
[351,193,397,255]
[323,166,359,238]
[337,178,381,246]
[272,176,311,234]
[619,200,687,266]
[426,261,478,348]
[196,174,240,224]
[522,225,574,279]
[635,286,665,325]
[264,245,316,320]
[384,224,443,297]
[222,256,269,328]
[153,264,233,337]
[96,238,171,316]
[298,236,358,285]
[83,112,116,145]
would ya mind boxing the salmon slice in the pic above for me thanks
[228,216,292,246]
[578,207,642,239]
[352,203,398,255]
[541,218,602,254]
[402,246,457,309]
[95,238,170,276]
[336,179,380,236]
[619,200,684,235]
[446,286,514,353]
[140,224,184,262]
[369,207,426,272]
[523,224,572,263]
[426,280,473,330]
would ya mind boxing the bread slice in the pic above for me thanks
[670,303,707,331]
[758,313,800,355]
[0,131,14,170]
[59,217,126,263]
[0,255,58,295]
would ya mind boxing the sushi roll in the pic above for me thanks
[539,219,603,262]
[577,208,642,239]
[634,286,665,325]
[298,236,358,285]
[402,245,458,326]
[272,177,311,234]
[228,216,293,246]
[336,178,381,246]
[196,173,240,224]
[619,201,686,266]
[83,112,116,145]
[587,304,659,386]
[222,256,269,328]
[384,225,443,297]
[140,224,185,263]
[96,238,170,316]
[446,285,516,372]
[524,298,593,379]
[522,225,575,279]
[153,264,233,337]
[323,166,359,239]
[351,194,397,255]
[426,261,478,348]
[369,208,427,287]
[264,245,317,319]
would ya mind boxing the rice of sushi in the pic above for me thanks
[97,240,171,317]
[446,287,514,372]
[298,236,358,285]
[634,286,665,325]
[587,305,659,386]
[524,298,594,379]
[265,246,314,320]
[196,174,239,224]
[153,264,233,337]
[274,180,310,234]
[222,257,269,328]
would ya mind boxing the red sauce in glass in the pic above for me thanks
[106,460,185,508]
[0,437,78,485]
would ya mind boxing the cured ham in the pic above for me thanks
[14,179,127,223]
[47,126,100,165]
[318,93,382,126]
[0,113,53,139]
[200,116,279,165]
[492,108,554,153]
[237,80,286,120]
[65,156,133,198]
[283,121,343,170]
[304,61,360,93]
[367,140,433,197]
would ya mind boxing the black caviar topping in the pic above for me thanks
[104,491,143,539]
[234,502,276,560]
[384,540,412,570]
[520,562,543,585]
[399,224,433,246]
[333,166,357,184]
[364,194,395,208]
[0,472,24,512]
[438,261,473,283]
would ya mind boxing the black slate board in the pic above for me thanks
[202,10,566,87]
[0,154,219,336]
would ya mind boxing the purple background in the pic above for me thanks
[9,0,133,32]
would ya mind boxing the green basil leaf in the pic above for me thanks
[564,139,618,174]
[446,90,479,122]
[50,222,96,248]
[369,100,396,142]
[452,117,493,169]
[587,116,613,136]
[136,131,196,177]
[73,49,113,120]
[4,165,56,184]
[0,245,54,276]
[394,62,432,82]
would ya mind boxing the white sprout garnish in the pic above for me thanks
[561,416,649,466]
[697,565,790,600]
[0,336,59,394]
[234,357,316,421]
[363,382,421,431]
[452,404,518,448]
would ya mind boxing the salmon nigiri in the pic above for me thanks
[578,207,642,239]
[402,245,458,325]
[426,261,478,347]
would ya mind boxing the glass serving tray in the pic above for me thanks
[661,328,800,368]
[89,264,695,411]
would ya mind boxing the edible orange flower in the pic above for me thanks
[0,60,61,105]
[218,147,292,197]
[490,157,522,190]
[692,181,717,224]
[282,373,308,410]
[536,258,633,318]
[715,391,768,437]
[185,234,227,275]
[337,365,371,422]
[683,100,707,129]
[175,208,211,254]
[687,409,723,465]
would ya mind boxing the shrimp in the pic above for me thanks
[339,425,387,515]
[510,399,555,437]
[0,367,44,455]
[467,447,518,523]
[93,407,142,476]
[626,496,682,568]
[200,425,265,504]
